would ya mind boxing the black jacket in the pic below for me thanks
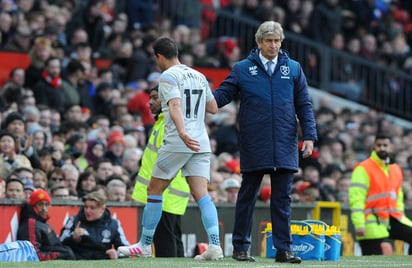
[32,78,65,113]
[60,207,129,259]
[17,204,75,260]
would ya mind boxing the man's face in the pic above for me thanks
[46,58,61,78]
[96,162,113,181]
[64,171,79,191]
[34,200,49,218]
[6,120,25,136]
[374,138,391,160]
[149,90,161,115]
[108,186,126,202]
[257,34,282,60]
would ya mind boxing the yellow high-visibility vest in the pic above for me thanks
[132,113,190,215]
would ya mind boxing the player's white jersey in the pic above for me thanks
[158,64,214,153]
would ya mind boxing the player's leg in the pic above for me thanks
[184,153,223,260]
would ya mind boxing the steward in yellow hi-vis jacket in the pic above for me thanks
[132,87,190,257]
[349,134,412,255]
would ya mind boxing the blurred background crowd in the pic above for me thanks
[0,0,411,206]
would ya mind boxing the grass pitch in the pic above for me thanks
[1,256,412,268]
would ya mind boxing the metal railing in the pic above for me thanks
[155,1,412,121]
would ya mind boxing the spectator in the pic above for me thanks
[47,167,66,188]
[76,171,97,198]
[37,147,54,174]
[308,0,342,45]
[32,57,65,113]
[62,164,80,196]
[104,131,126,164]
[33,168,48,190]
[24,37,55,90]
[1,66,26,99]
[65,27,89,58]
[1,112,33,158]
[49,183,71,199]
[212,21,316,263]
[106,178,127,202]
[65,133,88,171]
[92,82,113,119]
[61,60,84,108]
[121,148,142,180]
[127,72,159,135]
[0,130,32,179]
[4,174,25,199]
[60,191,129,259]
[29,125,48,155]
[85,139,106,166]
[123,33,158,82]
[210,101,239,155]
[295,181,320,203]
[17,189,76,260]
[0,11,12,47]
[93,157,113,185]
[3,25,33,52]
[221,177,241,204]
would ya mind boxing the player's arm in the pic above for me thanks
[206,98,218,114]
[168,98,185,136]
[168,98,200,151]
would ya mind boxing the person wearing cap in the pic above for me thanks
[0,130,32,179]
[17,189,76,260]
[212,21,317,264]
[1,112,36,163]
[104,131,126,166]
[222,177,241,204]
[60,191,129,259]
[295,181,320,203]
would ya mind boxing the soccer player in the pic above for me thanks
[118,36,223,260]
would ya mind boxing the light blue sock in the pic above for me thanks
[140,195,162,246]
[198,195,220,246]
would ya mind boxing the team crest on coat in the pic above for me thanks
[249,65,258,76]
[101,229,111,243]
[280,65,290,77]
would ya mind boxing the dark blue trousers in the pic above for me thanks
[232,169,293,253]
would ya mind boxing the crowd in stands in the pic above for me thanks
[0,0,411,207]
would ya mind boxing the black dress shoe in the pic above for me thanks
[232,251,256,262]
[275,251,302,264]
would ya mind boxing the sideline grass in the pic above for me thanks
[1,256,412,268]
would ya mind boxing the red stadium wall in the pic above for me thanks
[0,52,31,86]
[0,51,230,89]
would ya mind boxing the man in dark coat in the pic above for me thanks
[17,189,75,260]
[32,57,65,113]
[60,191,129,259]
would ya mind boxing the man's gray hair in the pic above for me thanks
[61,164,79,175]
[255,21,285,43]
[107,179,127,191]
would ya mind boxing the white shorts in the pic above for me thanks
[152,151,211,181]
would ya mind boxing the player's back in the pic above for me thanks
[159,64,213,153]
